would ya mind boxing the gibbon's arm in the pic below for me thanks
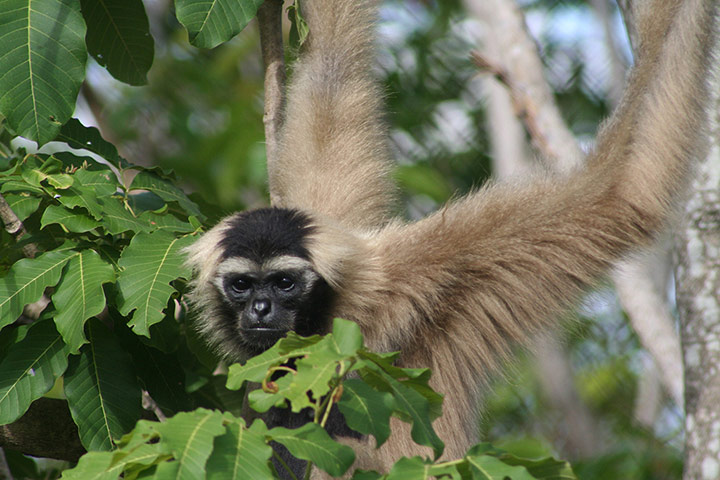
[353,0,715,359]
[268,0,396,229]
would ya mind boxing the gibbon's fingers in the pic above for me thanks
[269,0,397,229]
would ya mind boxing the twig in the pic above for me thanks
[141,391,167,422]
[257,0,287,206]
[0,193,38,258]
[471,52,559,167]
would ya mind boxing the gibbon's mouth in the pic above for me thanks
[241,327,287,345]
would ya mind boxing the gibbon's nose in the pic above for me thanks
[252,299,271,317]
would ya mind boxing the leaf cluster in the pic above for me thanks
[60,318,576,479]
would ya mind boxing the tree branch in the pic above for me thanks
[257,0,287,206]
[0,193,38,259]
[0,398,85,462]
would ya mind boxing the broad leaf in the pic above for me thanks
[55,119,130,170]
[154,409,227,480]
[52,250,116,352]
[80,0,154,85]
[130,171,203,218]
[98,198,151,234]
[0,320,70,424]
[338,379,394,448]
[361,364,444,459]
[3,194,41,221]
[116,232,194,336]
[0,249,75,329]
[174,0,264,49]
[41,205,100,233]
[64,319,143,451]
[269,422,355,477]
[206,418,273,480]
[0,0,87,145]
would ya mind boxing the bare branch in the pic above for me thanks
[0,193,38,259]
[257,0,287,206]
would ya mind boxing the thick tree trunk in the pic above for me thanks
[675,56,720,480]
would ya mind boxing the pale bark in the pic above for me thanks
[471,2,604,457]
[468,0,683,415]
[257,0,287,206]
[675,53,720,480]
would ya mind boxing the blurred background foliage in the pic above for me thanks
[78,0,681,478]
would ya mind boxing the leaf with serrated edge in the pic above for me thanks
[64,319,143,451]
[0,0,87,145]
[117,232,194,336]
[269,422,355,477]
[52,250,115,353]
[79,0,154,86]
[175,0,264,49]
[0,249,75,329]
[0,320,70,424]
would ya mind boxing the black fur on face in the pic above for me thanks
[219,208,315,264]
[209,208,335,358]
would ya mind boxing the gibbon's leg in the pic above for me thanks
[268,0,397,229]
[305,0,716,464]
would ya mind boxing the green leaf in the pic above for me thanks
[361,363,444,459]
[117,232,194,336]
[385,456,432,480]
[0,249,75,329]
[55,119,130,170]
[59,451,118,480]
[226,333,323,389]
[40,205,100,233]
[464,455,535,480]
[52,250,116,353]
[174,0,264,49]
[98,198,152,234]
[80,0,154,85]
[0,320,70,424]
[206,418,273,480]
[130,171,203,219]
[154,409,227,480]
[74,168,118,197]
[269,422,356,477]
[64,318,143,451]
[56,184,103,220]
[0,0,87,145]
[337,379,394,448]
[3,194,41,221]
[125,339,192,416]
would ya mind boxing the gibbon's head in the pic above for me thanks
[184,208,336,360]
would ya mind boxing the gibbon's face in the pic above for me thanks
[210,208,333,356]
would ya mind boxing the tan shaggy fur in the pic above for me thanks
[186,0,717,476]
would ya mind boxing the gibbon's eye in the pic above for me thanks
[231,277,252,293]
[275,276,295,291]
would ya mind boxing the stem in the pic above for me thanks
[272,450,299,480]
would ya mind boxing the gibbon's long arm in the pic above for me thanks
[316,0,715,458]
[268,0,396,229]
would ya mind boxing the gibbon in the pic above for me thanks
[185,0,716,477]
